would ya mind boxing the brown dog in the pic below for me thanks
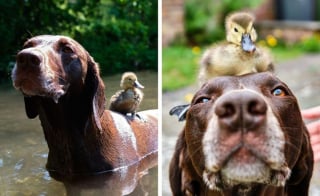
[169,72,313,195]
[12,35,158,181]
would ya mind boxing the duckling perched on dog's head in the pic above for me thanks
[198,12,274,85]
[109,72,144,117]
[172,12,274,122]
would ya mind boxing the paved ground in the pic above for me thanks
[162,54,320,196]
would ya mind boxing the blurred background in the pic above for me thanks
[162,0,320,195]
[163,0,320,90]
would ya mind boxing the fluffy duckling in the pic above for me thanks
[109,72,144,117]
[198,12,274,85]
[171,12,274,121]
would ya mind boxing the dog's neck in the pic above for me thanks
[36,93,113,180]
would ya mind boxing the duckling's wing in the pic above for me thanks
[254,46,275,72]
[110,90,125,102]
[169,104,190,121]
[199,43,234,85]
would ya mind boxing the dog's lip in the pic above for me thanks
[215,143,267,168]
[16,80,67,104]
[228,146,258,164]
[205,142,283,177]
[204,143,291,188]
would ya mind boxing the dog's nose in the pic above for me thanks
[16,50,42,67]
[215,90,267,130]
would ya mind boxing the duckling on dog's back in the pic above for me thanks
[109,72,144,117]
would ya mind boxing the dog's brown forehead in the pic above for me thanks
[199,72,279,93]
[25,35,81,49]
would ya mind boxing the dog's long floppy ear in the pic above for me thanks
[24,96,39,119]
[287,126,314,192]
[170,130,191,195]
[85,54,106,132]
[169,136,183,195]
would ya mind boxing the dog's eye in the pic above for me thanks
[62,45,74,54]
[202,98,210,103]
[23,42,33,49]
[234,28,238,32]
[195,97,210,104]
[272,88,287,97]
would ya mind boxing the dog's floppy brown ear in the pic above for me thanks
[169,135,184,196]
[287,126,313,190]
[24,97,39,119]
[85,55,105,132]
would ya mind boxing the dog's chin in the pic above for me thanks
[221,158,270,185]
[203,157,291,191]
[203,160,270,191]
[18,83,67,104]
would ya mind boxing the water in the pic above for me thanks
[0,71,158,196]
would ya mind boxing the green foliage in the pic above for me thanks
[0,0,157,82]
[184,0,222,45]
[162,46,199,91]
[75,0,157,74]
[299,36,320,53]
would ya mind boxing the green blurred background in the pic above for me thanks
[163,0,320,91]
[0,0,158,82]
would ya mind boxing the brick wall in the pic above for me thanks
[162,0,185,47]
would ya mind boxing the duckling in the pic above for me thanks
[198,12,274,85]
[109,72,144,118]
[171,12,274,122]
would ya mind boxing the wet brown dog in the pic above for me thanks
[169,72,313,195]
[12,35,158,181]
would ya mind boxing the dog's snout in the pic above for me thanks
[17,50,42,67]
[215,90,267,130]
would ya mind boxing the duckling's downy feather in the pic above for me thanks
[198,12,274,85]
[109,72,144,115]
[226,12,254,30]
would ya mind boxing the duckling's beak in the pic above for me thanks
[241,34,256,53]
[134,81,144,89]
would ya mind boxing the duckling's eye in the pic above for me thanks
[234,28,238,32]
[272,88,287,97]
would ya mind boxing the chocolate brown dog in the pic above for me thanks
[169,72,313,196]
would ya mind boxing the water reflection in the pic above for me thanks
[0,71,158,195]
[65,152,157,196]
